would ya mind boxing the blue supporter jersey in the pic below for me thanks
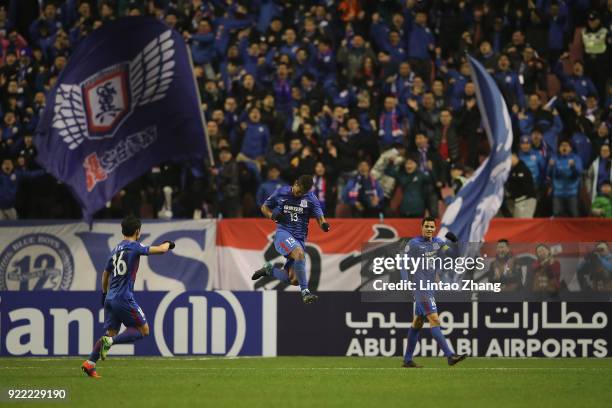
[404,236,451,300]
[263,186,324,242]
[105,240,150,300]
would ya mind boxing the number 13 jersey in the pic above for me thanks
[264,186,324,243]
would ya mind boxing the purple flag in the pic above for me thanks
[35,17,209,221]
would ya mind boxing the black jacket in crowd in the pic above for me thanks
[507,159,536,200]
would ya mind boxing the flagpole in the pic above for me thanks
[186,44,215,165]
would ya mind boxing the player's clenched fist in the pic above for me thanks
[271,209,289,223]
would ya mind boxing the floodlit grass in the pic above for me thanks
[1,357,611,407]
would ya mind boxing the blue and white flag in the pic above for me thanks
[438,55,512,243]
[35,17,209,221]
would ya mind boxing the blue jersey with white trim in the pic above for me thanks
[263,186,324,242]
[105,240,150,300]
[404,236,451,299]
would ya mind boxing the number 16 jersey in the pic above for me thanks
[105,240,150,300]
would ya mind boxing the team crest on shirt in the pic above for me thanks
[300,199,308,208]
[433,243,440,250]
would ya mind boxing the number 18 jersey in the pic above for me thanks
[105,240,150,300]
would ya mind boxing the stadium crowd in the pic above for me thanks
[480,239,612,293]
[0,0,610,220]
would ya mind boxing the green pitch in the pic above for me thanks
[2,357,612,407]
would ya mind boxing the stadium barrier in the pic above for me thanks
[1,218,610,291]
[1,219,610,357]
[0,291,608,357]
[0,220,217,291]
[277,293,610,358]
[0,291,275,357]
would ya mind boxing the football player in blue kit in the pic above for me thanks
[402,216,468,368]
[251,175,330,304]
[81,215,175,378]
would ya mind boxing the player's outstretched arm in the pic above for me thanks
[149,241,175,255]
[101,269,110,306]
[441,232,459,256]
[261,205,273,219]
[263,205,289,223]
[445,232,458,243]
[318,217,330,232]
[102,270,110,291]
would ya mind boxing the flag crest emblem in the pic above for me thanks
[52,30,175,149]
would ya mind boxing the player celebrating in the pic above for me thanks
[81,215,175,378]
[402,216,468,368]
[251,175,330,304]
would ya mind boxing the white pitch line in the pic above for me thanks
[1,367,611,371]
[2,357,224,361]
[5,357,612,361]
[0,356,276,362]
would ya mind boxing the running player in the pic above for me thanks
[81,215,174,378]
[251,175,330,303]
[402,216,468,367]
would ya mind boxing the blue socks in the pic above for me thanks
[431,326,453,357]
[112,327,144,344]
[405,326,454,361]
[293,259,308,291]
[88,338,102,363]
[268,259,308,289]
[88,328,144,364]
[272,267,290,283]
[404,328,420,363]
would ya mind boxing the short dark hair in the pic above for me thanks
[421,216,436,225]
[121,215,141,237]
[405,153,419,163]
[296,174,313,192]
[498,239,509,244]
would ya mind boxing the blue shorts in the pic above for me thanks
[413,297,438,317]
[274,230,304,257]
[104,297,147,331]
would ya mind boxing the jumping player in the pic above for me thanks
[402,216,468,368]
[251,175,330,303]
[81,215,175,378]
